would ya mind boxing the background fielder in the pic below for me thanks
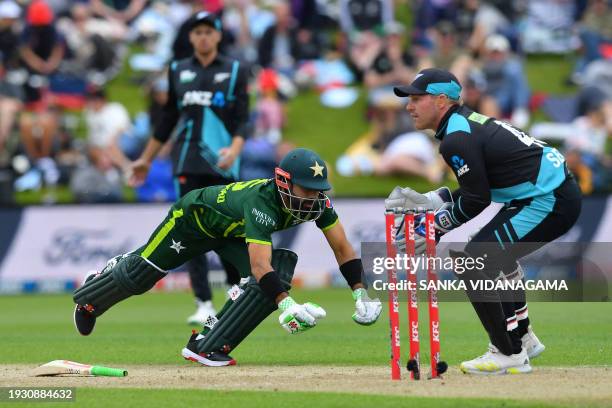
[129,11,249,326]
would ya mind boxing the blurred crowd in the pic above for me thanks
[0,0,610,205]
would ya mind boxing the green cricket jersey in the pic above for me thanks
[178,178,338,245]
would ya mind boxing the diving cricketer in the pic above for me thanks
[73,148,382,366]
[386,68,581,375]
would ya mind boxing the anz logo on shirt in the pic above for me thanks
[451,155,470,177]
[182,90,226,108]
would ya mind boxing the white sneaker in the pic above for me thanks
[460,344,532,375]
[521,325,545,359]
[187,300,216,326]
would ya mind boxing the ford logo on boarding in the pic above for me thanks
[44,228,133,265]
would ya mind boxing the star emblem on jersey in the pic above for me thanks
[170,239,186,254]
[310,161,324,177]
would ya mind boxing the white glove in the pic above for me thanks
[391,187,453,254]
[385,186,452,212]
[352,288,382,325]
[278,296,326,334]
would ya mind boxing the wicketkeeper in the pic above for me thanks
[73,148,382,366]
[386,68,581,375]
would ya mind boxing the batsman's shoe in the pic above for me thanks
[187,300,216,326]
[73,272,98,336]
[181,330,236,367]
[521,325,546,359]
[460,345,532,375]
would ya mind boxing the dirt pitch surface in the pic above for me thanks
[2,364,611,405]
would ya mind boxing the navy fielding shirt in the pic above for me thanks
[154,55,249,180]
[436,105,568,228]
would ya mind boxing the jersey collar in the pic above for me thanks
[191,53,224,68]
[434,104,461,140]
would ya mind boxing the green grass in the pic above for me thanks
[0,289,610,367]
[10,389,562,408]
[524,54,577,96]
[1,289,610,407]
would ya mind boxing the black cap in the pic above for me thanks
[394,68,462,100]
[189,11,221,31]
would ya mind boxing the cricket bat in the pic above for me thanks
[31,360,128,377]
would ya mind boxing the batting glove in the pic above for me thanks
[278,296,326,334]
[352,288,382,325]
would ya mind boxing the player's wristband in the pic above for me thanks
[259,271,286,302]
[340,259,363,288]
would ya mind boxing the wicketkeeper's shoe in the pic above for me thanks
[460,344,532,375]
[521,325,545,359]
[73,272,98,336]
[181,330,236,367]
[187,300,216,326]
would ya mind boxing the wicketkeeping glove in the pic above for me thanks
[352,288,382,325]
[278,296,326,334]
[385,186,452,212]
[393,187,454,254]
[410,202,461,254]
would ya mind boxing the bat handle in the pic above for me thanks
[90,366,128,377]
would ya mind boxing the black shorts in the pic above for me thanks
[465,176,582,273]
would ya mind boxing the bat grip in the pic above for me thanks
[90,366,128,377]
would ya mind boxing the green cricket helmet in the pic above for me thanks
[275,148,331,222]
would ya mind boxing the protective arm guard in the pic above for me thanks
[195,248,297,354]
[73,254,166,317]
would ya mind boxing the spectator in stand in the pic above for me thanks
[419,21,473,84]
[571,0,612,82]
[364,22,414,92]
[15,0,64,191]
[461,68,500,118]
[413,0,456,35]
[480,34,530,129]
[337,21,441,183]
[241,68,287,180]
[454,0,478,48]
[531,88,611,194]
[0,0,22,157]
[84,88,139,174]
[459,0,520,53]
[57,2,125,85]
[289,0,318,30]
[364,21,414,147]
[339,0,393,34]
[90,0,147,26]
[520,0,579,54]
[258,0,321,77]
[254,69,285,144]
[219,0,259,64]
[338,0,393,74]
[71,87,140,203]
